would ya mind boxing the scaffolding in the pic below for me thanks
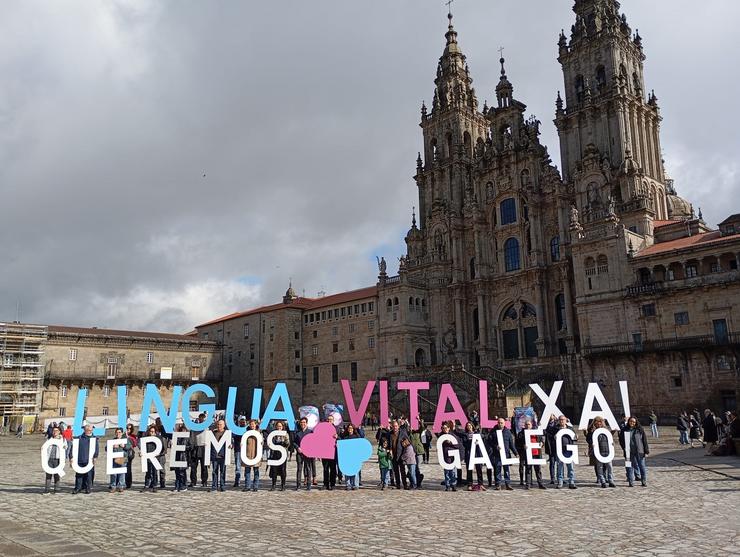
[0,322,47,432]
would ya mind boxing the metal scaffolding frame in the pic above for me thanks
[0,322,47,430]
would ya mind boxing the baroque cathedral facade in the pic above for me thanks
[11,1,738,430]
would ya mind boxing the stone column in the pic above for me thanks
[534,279,547,357]
[454,297,464,351]
[477,293,487,348]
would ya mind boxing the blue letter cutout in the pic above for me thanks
[259,383,296,430]
[225,387,246,436]
[139,383,182,434]
[182,383,215,432]
[73,389,105,436]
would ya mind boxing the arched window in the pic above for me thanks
[415,298,420,306]
[522,303,537,318]
[584,257,596,276]
[421,298,426,307]
[473,307,480,340]
[632,73,641,94]
[575,75,585,102]
[393,297,399,306]
[504,306,518,321]
[504,238,520,272]
[469,257,476,280]
[415,348,426,367]
[386,299,393,312]
[463,131,472,157]
[501,198,517,225]
[595,65,606,90]
[408,297,414,308]
[619,64,628,90]
[555,294,566,330]
[550,236,561,262]
[597,255,609,274]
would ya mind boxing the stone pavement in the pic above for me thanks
[0,429,737,557]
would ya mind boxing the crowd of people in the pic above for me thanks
[676,409,739,455]
[37,408,707,495]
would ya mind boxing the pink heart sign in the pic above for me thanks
[300,422,337,459]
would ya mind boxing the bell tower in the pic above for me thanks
[555,0,669,235]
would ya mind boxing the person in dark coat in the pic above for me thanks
[389,420,413,490]
[518,420,547,489]
[543,414,559,485]
[702,409,719,454]
[140,424,168,492]
[293,417,314,491]
[554,415,578,489]
[70,423,99,494]
[619,416,649,487]
[490,417,518,490]
[268,421,291,491]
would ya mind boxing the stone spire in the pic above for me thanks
[495,55,513,108]
[432,12,477,113]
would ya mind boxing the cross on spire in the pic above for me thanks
[498,46,505,58]
[446,0,454,17]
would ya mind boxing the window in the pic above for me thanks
[3,354,13,366]
[102,407,109,416]
[107,356,118,364]
[294,332,299,340]
[354,304,360,314]
[550,236,560,262]
[312,345,318,356]
[368,302,374,312]
[332,326,338,336]
[61,385,68,398]
[555,294,566,330]
[334,309,340,318]
[310,314,314,323]
[269,333,274,342]
[58,407,66,417]
[294,350,300,359]
[672,376,682,388]
[349,323,355,333]
[632,333,643,351]
[312,330,318,339]
[641,303,657,317]
[244,324,250,338]
[674,312,689,325]
[321,311,326,320]
[368,337,375,349]
[349,339,355,351]
[716,355,731,371]
[302,368,307,386]
[146,352,154,364]
[69,349,77,361]
[361,303,367,313]
[341,307,346,317]
[347,306,352,316]
[500,198,517,225]
[103,385,111,398]
[191,366,201,380]
[203,332,209,339]
[597,255,609,274]
[351,362,358,381]
[304,315,308,324]
[710,262,721,273]
[686,265,698,278]
[393,358,399,366]
[504,238,521,272]
[667,269,675,281]
[332,364,339,383]
[393,297,399,306]
[502,330,519,359]
[332,343,338,353]
[313,367,319,384]
[524,327,538,358]
[107,363,117,379]
[368,320,375,330]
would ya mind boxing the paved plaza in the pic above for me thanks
[0,430,737,557]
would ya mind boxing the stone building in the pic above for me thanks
[195,286,378,413]
[38,326,221,425]
[197,1,738,418]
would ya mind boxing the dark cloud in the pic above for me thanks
[1,0,738,331]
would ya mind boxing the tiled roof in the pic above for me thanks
[636,230,740,258]
[196,286,378,328]
[653,220,680,229]
[48,325,213,342]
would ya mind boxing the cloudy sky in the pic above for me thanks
[1,0,738,333]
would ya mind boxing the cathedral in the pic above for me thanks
[197,0,740,418]
[8,1,738,429]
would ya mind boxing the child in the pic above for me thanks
[377,438,391,490]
